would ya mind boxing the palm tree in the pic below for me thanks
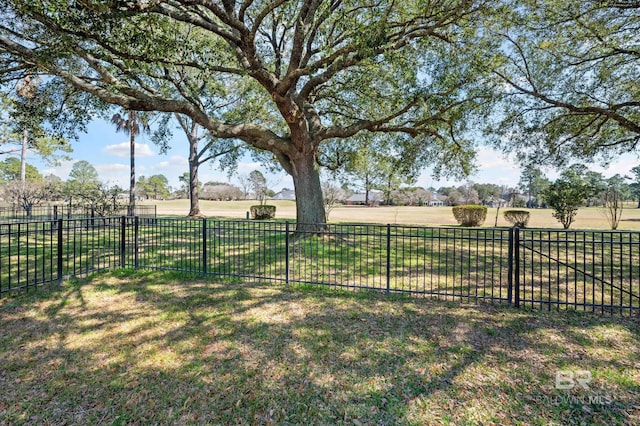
[111,110,150,215]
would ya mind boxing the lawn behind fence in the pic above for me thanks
[1,271,638,425]
[142,200,640,231]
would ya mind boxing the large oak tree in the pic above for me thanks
[489,0,640,166]
[0,0,494,227]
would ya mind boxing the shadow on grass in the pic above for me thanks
[0,271,638,425]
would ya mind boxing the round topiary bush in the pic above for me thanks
[250,205,276,220]
[503,209,530,228]
[452,205,487,227]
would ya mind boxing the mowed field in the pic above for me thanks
[142,199,640,230]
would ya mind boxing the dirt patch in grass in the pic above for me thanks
[1,271,638,425]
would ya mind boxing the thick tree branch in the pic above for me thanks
[284,0,320,86]
[2,33,293,151]
[493,69,640,135]
[164,0,247,35]
[198,143,243,166]
[321,99,419,140]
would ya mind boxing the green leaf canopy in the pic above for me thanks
[0,0,497,224]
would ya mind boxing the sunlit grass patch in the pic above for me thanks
[0,271,638,425]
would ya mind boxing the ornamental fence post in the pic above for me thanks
[120,216,126,268]
[507,227,513,306]
[386,224,391,295]
[57,219,63,286]
[514,227,521,308]
[134,216,139,269]
[202,218,208,275]
[285,222,290,285]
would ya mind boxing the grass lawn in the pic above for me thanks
[143,199,640,230]
[1,271,638,425]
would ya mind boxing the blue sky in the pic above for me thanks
[26,118,640,193]
[33,119,291,192]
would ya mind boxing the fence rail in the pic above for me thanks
[0,205,156,221]
[1,217,638,315]
[516,229,640,315]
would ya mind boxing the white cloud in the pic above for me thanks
[418,148,640,189]
[39,159,75,180]
[140,155,189,188]
[95,163,129,187]
[269,175,293,191]
[470,146,521,185]
[416,146,522,188]
[103,142,155,158]
[153,155,189,169]
[589,154,640,178]
[236,161,262,174]
[475,146,518,171]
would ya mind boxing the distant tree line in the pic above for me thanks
[0,159,171,215]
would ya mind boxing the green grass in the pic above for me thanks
[3,220,639,312]
[143,199,640,230]
[0,271,638,425]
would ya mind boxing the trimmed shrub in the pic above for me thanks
[452,205,487,227]
[503,210,530,228]
[250,205,276,220]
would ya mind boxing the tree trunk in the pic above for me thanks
[20,128,28,182]
[188,143,203,217]
[129,123,136,215]
[364,174,371,207]
[291,154,326,230]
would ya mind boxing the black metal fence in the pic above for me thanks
[516,229,640,314]
[1,217,638,315]
[0,205,156,221]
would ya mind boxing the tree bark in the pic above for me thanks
[290,153,326,231]
[129,125,136,215]
[365,174,371,207]
[20,128,27,182]
[385,176,393,206]
[175,114,204,217]
[188,141,203,217]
